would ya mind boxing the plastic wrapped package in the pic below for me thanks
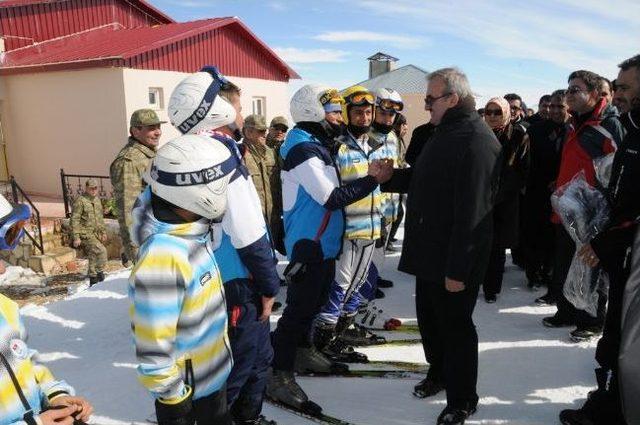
[551,171,610,317]
[594,152,615,188]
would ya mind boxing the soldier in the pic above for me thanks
[266,115,289,154]
[242,114,284,255]
[109,109,165,266]
[71,179,107,286]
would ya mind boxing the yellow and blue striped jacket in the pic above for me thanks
[129,189,232,403]
[334,133,392,240]
[0,295,74,425]
[369,129,400,223]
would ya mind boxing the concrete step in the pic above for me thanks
[28,247,77,276]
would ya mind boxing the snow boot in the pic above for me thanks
[89,275,99,286]
[436,404,477,425]
[294,346,348,375]
[97,271,105,282]
[355,301,402,330]
[413,377,444,398]
[266,369,322,416]
[570,326,603,343]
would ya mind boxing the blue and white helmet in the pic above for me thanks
[0,194,30,250]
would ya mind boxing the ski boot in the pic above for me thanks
[355,301,402,330]
[236,416,277,425]
[322,338,369,363]
[338,321,387,346]
[294,346,348,375]
[266,369,322,416]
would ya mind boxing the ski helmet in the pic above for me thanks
[375,88,404,112]
[290,84,337,123]
[145,134,237,220]
[0,194,30,250]
[340,85,375,125]
[168,66,237,135]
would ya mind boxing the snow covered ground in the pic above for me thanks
[20,241,599,424]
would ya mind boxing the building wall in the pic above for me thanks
[122,68,291,143]
[3,68,127,196]
[1,67,290,197]
[401,93,431,138]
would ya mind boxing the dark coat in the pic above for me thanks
[384,100,501,284]
[405,122,435,167]
[491,123,530,248]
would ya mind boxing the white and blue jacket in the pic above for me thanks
[280,124,378,263]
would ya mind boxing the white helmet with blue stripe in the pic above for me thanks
[145,134,238,220]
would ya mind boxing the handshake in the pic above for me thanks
[368,159,394,183]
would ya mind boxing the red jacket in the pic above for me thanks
[552,98,623,223]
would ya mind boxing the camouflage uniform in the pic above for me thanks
[109,110,162,264]
[71,192,107,277]
[242,115,284,252]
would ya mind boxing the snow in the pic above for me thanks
[20,240,599,424]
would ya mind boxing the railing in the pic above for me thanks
[60,169,115,218]
[0,177,44,254]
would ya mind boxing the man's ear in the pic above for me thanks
[448,92,460,107]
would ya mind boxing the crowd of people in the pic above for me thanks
[1,52,639,425]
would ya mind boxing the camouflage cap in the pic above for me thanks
[85,178,99,188]
[244,114,268,131]
[270,116,289,129]
[130,109,167,127]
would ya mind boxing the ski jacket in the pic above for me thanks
[0,295,75,425]
[129,189,232,403]
[280,125,378,263]
[368,129,400,224]
[553,99,624,223]
[197,130,280,299]
[334,132,390,240]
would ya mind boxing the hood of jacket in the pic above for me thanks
[131,188,212,246]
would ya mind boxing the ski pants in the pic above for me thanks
[224,280,272,423]
[272,259,335,371]
[317,239,375,326]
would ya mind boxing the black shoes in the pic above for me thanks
[377,277,394,288]
[374,288,386,299]
[484,294,497,303]
[413,377,444,398]
[542,314,574,328]
[436,401,478,425]
[570,326,603,342]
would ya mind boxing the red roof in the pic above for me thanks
[0,17,300,80]
[0,0,174,23]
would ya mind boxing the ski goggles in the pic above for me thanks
[0,204,30,250]
[344,91,375,106]
[319,89,344,106]
[376,99,404,112]
[177,65,230,135]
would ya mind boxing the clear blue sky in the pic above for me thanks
[154,0,639,110]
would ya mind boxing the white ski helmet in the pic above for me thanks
[145,134,237,220]
[168,66,237,135]
[290,84,335,123]
[375,88,404,112]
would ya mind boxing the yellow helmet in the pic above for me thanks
[319,88,345,114]
[340,85,375,125]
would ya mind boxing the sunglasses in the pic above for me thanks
[271,125,288,132]
[347,92,375,106]
[484,108,503,117]
[566,86,586,94]
[424,93,452,107]
[377,99,403,112]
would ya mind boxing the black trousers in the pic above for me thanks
[193,390,231,425]
[415,278,480,409]
[483,244,506,297]
[389,195,405,242]
[271,259,335,371]
[551,224,606,327]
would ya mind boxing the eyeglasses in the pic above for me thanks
[566,86,586,94]
[484,108,503,117]
[377,99,403,112]
[424,93,452,107]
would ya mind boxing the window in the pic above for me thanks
[252,97,266,116]
[148,87,164,109]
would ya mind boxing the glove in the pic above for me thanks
[155,386,195,425]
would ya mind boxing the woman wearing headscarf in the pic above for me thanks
[482,97,530,302]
